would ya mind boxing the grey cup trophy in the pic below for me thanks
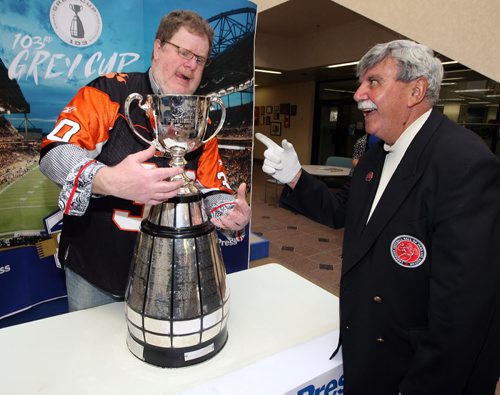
[123,94,229,368]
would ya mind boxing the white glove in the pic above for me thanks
[255,133,301,184]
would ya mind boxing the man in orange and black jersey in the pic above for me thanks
[39,10,251,311]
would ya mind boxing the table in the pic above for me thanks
[264,178,284,205]
[302,165,351,177]
[0,263,340,395]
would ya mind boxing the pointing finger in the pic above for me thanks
[255,133,280,150]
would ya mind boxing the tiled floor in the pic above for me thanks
[249,160,500,395]
[249,160,343,296]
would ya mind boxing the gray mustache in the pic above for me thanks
[358,100,377,111]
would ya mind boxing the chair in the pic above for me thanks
[324,156,352,189]
[264,178,283,206]
[325,156,353,169]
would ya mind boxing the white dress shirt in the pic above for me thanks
[367,109,432,222]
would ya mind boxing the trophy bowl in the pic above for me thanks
[124,93,226,193]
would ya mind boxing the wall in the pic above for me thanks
[487,106,498,122]
[254,0,286,12]
[443,104,461,122]
[254,81,315,163]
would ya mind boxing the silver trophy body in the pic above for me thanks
[123,94,229,367]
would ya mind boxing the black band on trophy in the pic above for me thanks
[141,220,214,238]
[126,327,228,368]
[161,194,204,204]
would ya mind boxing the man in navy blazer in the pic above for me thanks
[256,40,499,394]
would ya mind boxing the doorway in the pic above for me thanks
[312,81,363,165]
[313,101,362,165]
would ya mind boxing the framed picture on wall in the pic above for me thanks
[273,112,280,120]
[266,106,272,114]
[291,105,297,116]
[280,103,290,115]
[284,115,290,128]
[273,105,279,113]
[270,122,281,136]
[265,116,271,125]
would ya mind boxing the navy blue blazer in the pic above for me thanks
[282,109,500,394]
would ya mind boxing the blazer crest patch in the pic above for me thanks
[390,235,426,268]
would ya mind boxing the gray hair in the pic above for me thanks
[357,40,444,104]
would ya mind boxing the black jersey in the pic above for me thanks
[40,72,232,295]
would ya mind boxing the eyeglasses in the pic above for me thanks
[164,41,210,66]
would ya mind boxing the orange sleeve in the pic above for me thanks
[196,138,234,194]
[40,86,120,153]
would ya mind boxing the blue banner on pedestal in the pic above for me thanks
[0,246,66,319]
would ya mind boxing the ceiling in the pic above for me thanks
[257,0,361,38]
[253,0,500,108]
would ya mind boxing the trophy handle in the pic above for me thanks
[124,93,162,150]
[202,96,226,144]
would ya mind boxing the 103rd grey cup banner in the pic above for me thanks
[0,0,256,323]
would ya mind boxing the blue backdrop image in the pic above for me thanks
[0,0,256,326]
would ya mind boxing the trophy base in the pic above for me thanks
[126,327,228,368]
